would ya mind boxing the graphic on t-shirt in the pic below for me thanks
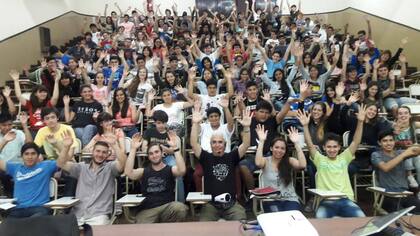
[134,88,146,104]
[212,164,229,181]
[146,176,166,193]
[16,168,43,181]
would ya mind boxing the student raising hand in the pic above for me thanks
[296,109,310,126]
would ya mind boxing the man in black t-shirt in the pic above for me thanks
[125,132,188,223]
[190,105,252,221]
[142,110,184,201]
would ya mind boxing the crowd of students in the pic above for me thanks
[1,0,420,225]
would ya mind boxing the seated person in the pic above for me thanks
[0,143,57,218]
[193,96,234,192]
[0,113,32,196]
[34,107,78,196]
[255,125,306,212]
[57,130,126,225]
[190,106,252,221]
[371,130,420,214]
[297,104,367,218]
[142,110,184,201]
[124,133,188,223]
[34,107,77,160]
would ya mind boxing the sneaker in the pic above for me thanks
[304,198,314,213]
[408,175,419,188]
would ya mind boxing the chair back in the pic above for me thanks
[343,131,350,147]
[409,84,420,98]
[124,137,132,153]
[49,178,58,200]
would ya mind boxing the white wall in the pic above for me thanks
[349,0,420,30]
[0,0,71,41]
[1,0,420,41]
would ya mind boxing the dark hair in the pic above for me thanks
[324,82,337,104]
[142,46,153,58]
[30,85,50,110]
[21,142,41,156]
[206,107,221,117]
[147,142,162,154]
[0,92,10,116]
[246,81,258,89]
[273,68,289,98]
[322,132,342,146]
[378,129,394,142]
[364,81,381,104]
[256,100,273,114]
[0,113,13,123]
[201,57,213,69]
[357,30,366,36]
[270,137,292,186]
[205,79,218,87]
[112,88,129,118]
[152,110,168,123]
[96,112,113,135]
[41,107,59,120]
[302,52,312,66]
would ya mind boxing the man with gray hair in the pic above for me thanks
[190,102,252,221]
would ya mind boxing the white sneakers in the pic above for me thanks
[407,175,419,188]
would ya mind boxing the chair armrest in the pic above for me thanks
[44,197,80,209]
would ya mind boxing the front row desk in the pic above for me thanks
[91,216,420,236]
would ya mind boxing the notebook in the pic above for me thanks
[351,206,415,236]
[257,210,319,236]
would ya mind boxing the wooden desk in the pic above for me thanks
[92,216,420,236]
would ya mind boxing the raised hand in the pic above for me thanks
[63,95,70,106]
[287,126,300,143]
[40,58,47,68]
[399,54,407,63]
[192,104,203,124]
[373,59,380,69]
[102,132,118,147]
[356,103,367,121]
[325,102,334,117]
[131,132,143,150]
[363,54,371,63]
[92,111,100,120]
[238,109,252,127]
[218,95,230,108]
[166,130,179,149]
[4,131,16,142]
[296,109,310,126]
[233,91,244,105]
[359,81,367,91]
[174,85,185,93]
[335,82,345,97]
[2,86,11,97]
[255,124,267,141]
[347,92,360,105]
[262,89,271,102]
[46,134,57,145]
[9,70,20,81]
[147,89,156,101]
[61,130,74,148]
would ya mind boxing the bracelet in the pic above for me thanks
[243,128,250,133]
[173,148,180,152]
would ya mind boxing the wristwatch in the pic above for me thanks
[173,148,180,152]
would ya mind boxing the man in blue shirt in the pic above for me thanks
[0,143,57,218]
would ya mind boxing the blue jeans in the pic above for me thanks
[316,198,365,218]
[74,125,97,146]
[163,155,185,202]
[8,206,52,218]
[122,126,139,138]
[262,200,301,213]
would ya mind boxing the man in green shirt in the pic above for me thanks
[297,104,367,218]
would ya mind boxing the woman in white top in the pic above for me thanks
[146,88,193,137]
[255,124,306,213]
[121,68,153,108]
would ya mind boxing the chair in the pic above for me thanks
[307,188,347,211]
[109,179,119,224]
[124,137,132,154]
[409,84,420,99]
[44,178,79,215]
[342,131,350,147]
[186,178,211,220]
[366,171,413,216]
[352,167,373,202]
